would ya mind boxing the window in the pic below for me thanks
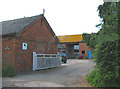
[82,50,85,54]
[74,45,79,50]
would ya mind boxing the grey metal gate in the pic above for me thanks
[33,52,61,71]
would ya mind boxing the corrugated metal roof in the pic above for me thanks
[57,34,83,43]
[1,14,42,35]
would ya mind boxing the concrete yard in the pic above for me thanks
[2,59,95,87]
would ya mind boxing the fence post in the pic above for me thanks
[33,52,37,71]
[59,56,62,66]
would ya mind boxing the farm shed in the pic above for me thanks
[2,14,59,72]
[57,34,91,59]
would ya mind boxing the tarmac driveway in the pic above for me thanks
[2,59,95,87]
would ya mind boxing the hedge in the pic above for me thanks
[87,40,120,87]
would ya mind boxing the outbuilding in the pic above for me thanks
[2,14,59,72]
[57,34,92,59]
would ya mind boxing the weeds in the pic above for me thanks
[2,65,15,77]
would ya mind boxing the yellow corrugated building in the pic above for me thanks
[57,34,83,43]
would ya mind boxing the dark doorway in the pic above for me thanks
[82,50,85,54]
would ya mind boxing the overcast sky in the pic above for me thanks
[0,0,104,36]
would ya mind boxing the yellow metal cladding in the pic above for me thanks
[57,34,83,43]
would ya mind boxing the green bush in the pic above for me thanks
[2,65,15,77]
[84,2,119,88]
[87,69,103,87]
[87,40,120,87]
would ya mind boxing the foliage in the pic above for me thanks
[97,2,118,33]
[89,33,98,50]
[87,40,120,87]
[83,2,120,88]
[82,33,98,51]
[87,69,103,87]
[2,65,16,77]
[82,33,91,46]
[83,2,119,48]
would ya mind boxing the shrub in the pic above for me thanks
[2,65,15,77]
[87,40,120,87]
[87,69,102,87]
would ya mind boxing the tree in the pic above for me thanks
[86,2,120,87]
[97,2,119,37]
[82,33,90,46]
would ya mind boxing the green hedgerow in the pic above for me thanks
[87,40,120,88]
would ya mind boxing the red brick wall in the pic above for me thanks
[2,36,16,69]
[2,16,58,72]
[79,43,90,58]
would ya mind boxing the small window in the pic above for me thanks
[82,50,85,54]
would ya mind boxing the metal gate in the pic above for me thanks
[33,52,61,71]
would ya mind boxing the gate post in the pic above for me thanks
[33,52,37,71]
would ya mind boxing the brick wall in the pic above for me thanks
[79,43,90,58]
[2,16,58,72]
[2,36,16,69]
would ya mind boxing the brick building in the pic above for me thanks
[57,34,91,59]
[79,43,90,58]
[2,14,59,72]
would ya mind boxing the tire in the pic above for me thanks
[64,61,67,63]
[62,56,67,63]
[64,58,67,63]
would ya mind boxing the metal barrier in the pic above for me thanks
[33,52,61,71]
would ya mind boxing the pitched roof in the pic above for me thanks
[2,14,42,35]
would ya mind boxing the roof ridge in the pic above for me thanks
[1,14,42,23]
